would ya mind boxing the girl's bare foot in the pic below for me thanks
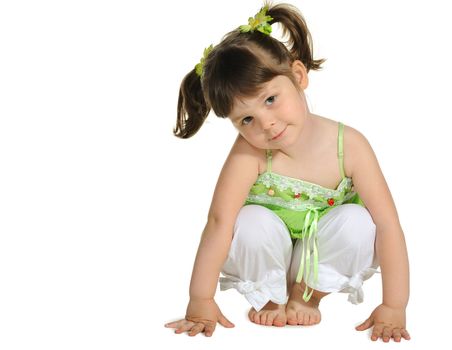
[248,301,286,327]
[286,282,329,326]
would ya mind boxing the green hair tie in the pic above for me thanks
[239,5,273,35]
[194,6,272,77]
[195,44,213,77]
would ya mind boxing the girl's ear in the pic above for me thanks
[291,60,309,90]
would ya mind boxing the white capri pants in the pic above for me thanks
[220,204,379,312]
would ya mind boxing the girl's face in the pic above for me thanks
[228,67,309,151]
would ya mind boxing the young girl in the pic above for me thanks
[165,2,410,342]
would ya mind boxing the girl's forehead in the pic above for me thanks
[234,88,268,108]
[230,76,288,115]
[230,92,265,119]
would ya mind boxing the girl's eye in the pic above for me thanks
[265,96,276,105]
[241,116,253,125]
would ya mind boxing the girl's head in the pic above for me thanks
[174,2,325,140]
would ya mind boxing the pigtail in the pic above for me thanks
[174,3,326,127]
[267,2,326,71]
[174,69,210,139]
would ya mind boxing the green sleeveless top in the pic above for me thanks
[244,122,365,301]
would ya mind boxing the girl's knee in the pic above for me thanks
[315,204,377,273]
[344,204,376,240]
[318,204,376,246]
[235,205,283,231]
[337,204,374,229]
[233,205,291,248]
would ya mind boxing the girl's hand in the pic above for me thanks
[165,298,235,337]
[355,304,411,342]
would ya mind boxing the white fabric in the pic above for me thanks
[220,204,379,311]
[220,205,293,311]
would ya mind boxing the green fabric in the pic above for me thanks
[243,121,365,301]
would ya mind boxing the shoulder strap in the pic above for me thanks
[338,122,346,179]
[265,149,272,173]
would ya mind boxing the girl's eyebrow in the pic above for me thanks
[230,114,245,123]
[254,88,272,103]
[230,85,277,121]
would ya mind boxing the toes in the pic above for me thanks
[287,317,298,325]
[293,310,321,325]
[249,308,274,326]
[263,312,283,326]
[315,314,322,324]
[295,311,303,325]
[309,313,316,325]
[249,308,260,324]
[254,312,261,324]
[274,318,285,327]
[249,305,287,327]
[252,310,263,325]
[261,313,269,326]
[287,310,321,326]
[308,312,321,325]
[303,313,310,325]
[287,318,298,325]
[310,314,317,325]
[248,308,255,323]
[265,313,274,326]
[286,308,297,325]
[273,312,286,327]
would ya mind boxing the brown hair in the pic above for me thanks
[174,1,326,139]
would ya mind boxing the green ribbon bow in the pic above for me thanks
[195,44,213,77]
[295,208,320,302]
[194,7,273,77]
[239,5,273,35]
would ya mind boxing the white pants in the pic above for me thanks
[220,204,379,312]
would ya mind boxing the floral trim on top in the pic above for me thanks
[246,171,356,210]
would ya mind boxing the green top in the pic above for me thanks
[244,122,365,301]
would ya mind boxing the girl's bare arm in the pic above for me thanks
[345,125,409,306]
[376,226,409,308]
[189,134,261,299]
[165,135,261,336]
[345,125,410,341]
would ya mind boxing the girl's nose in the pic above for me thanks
[260,114,276,130]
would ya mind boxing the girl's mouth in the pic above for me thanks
[271,127,286,140]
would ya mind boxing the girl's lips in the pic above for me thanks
[271,127,286,140]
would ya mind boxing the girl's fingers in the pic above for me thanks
[204,323,216,337]
[165,319,193,329]
[218,314,235,328]
[174,321,196,334]
[372,325,411,342]
[166,313,235,337]
[401,328,411,340]
[164,321,180,328]
[355,317,372,331]
[382,327,392,342]
[371,324,384,341]
[188,323,205,337]
[392,328,402,342]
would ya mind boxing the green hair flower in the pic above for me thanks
[239,6,273,35]
[195,44,214,77]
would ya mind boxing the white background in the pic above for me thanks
[0,0,450,349]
